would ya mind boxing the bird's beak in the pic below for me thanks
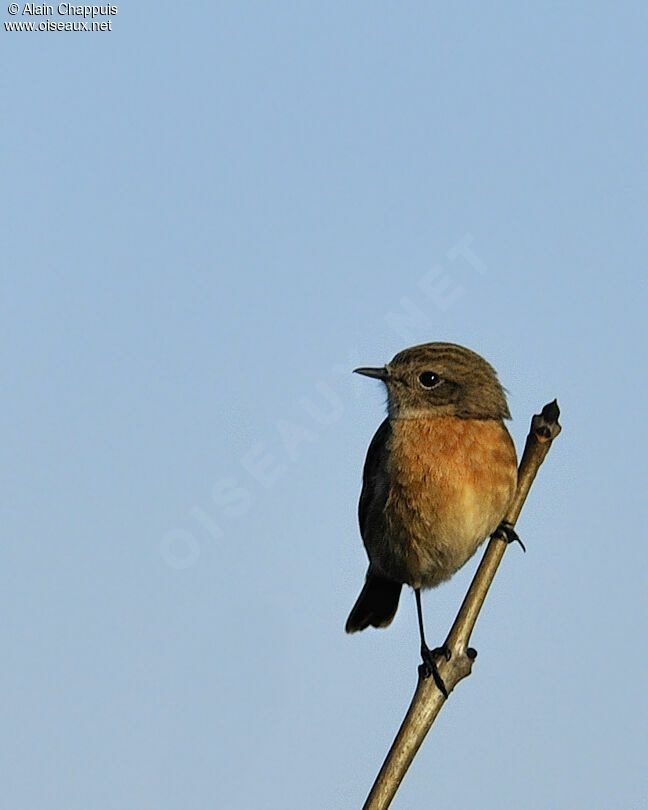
[353,366,389,381]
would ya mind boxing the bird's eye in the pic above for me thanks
[418,371,440,389]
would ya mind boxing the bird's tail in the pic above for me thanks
[345,571,402,633]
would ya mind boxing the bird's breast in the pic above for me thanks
[382,416,517,588]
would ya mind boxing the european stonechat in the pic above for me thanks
[346,342,518,693]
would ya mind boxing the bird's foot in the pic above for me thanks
[419,643,450,697]
[493,520,526,552]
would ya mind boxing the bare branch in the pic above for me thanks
[362,400,562,810]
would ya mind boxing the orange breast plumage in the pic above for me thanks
[381,417,517,588]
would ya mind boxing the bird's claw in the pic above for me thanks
[419,644,450,697]
[493,520,526,552]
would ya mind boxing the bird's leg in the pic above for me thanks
[415,588,449,697]
[493,520,526,552]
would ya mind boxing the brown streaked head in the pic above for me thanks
[354,342,510,420]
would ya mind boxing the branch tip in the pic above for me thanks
[531,400,561,443]
[542,399,560,423]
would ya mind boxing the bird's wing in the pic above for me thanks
[358,418,391,546]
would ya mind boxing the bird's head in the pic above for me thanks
[354,342,510,420]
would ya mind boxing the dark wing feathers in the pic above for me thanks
[347,418,402,633]
[358,418,391,544]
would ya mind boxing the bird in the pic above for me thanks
[345,342,519,694]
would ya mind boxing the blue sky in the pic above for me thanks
[2,3,647,808]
